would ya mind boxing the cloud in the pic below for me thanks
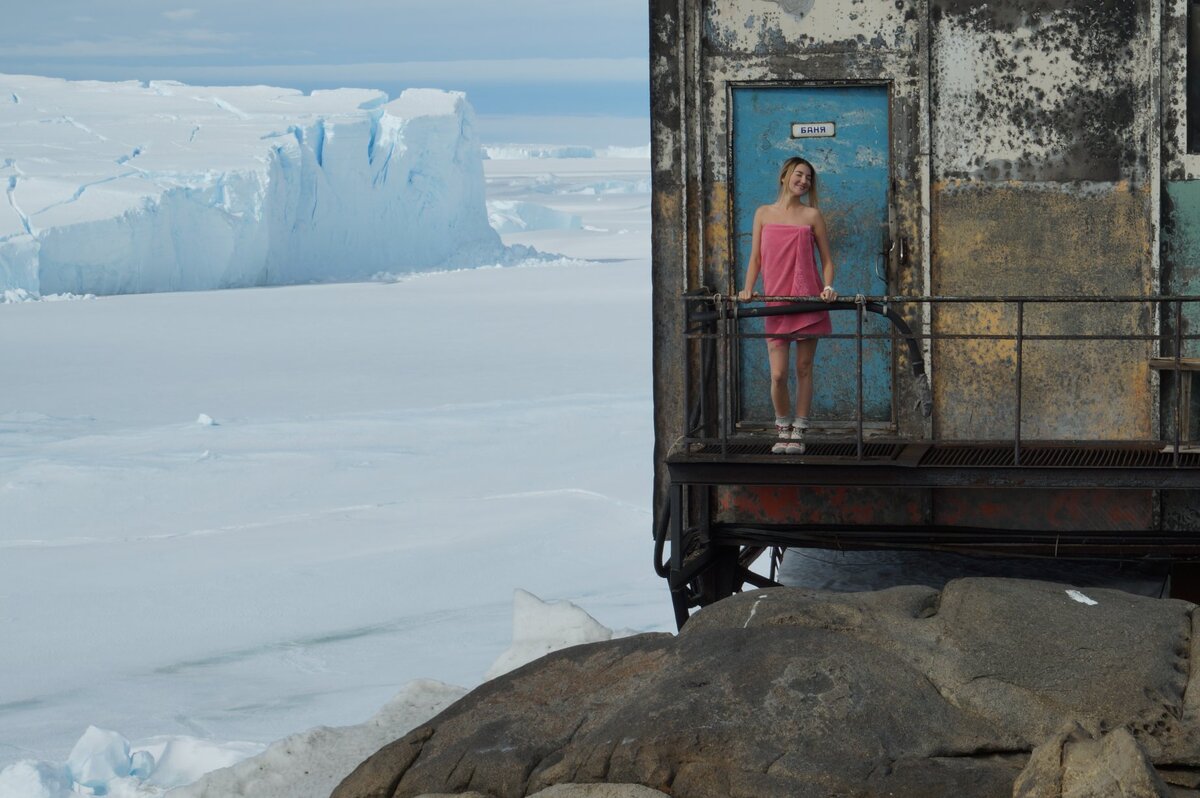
[138,58,650,86]
[3,38,228,58]
[163,9,200,22]
[3,28,242,58]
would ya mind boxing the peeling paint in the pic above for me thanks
[706,0,917,55]
[1163,181,1200,354]
[931,182,1150,295]
[932,1,1149,182]
[716,485,928,525]
[705,181,731,288]
[934,488,1153,531]
[775,0,815,19]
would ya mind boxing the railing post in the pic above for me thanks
[1175,298,1184,464]
[856,299,864,459]
[1015,300,1024,466]
[719,296,730,456]
[720,295,729,453]
[682,296,691,440]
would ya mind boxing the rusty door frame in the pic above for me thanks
[724,78,901,434]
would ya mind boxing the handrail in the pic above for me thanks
[679,292,1200,462]
[689,296,932,418]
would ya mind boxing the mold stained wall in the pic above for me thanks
[930,0,1157,441]
[702,0,929,434]
[1163,0,1200,356]
[650,0,687,519]
[702,1,924,294]
[701,2,933,529]
[651,2,1182,537]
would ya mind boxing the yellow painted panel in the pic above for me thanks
[705,181,731,291]
[932,183,1152,440]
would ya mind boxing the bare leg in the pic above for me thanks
[793,338,818,419]
[767,339,792,419]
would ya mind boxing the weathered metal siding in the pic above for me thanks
[651,0,687,522]
[730,84,894,422]
[929,0,1157,442]
[717,485,927,526]
[701,2,926,313]
[688,0,928,433]
[1160,0,1200,533]
[652,0,1177,539]
[652,0,930,530]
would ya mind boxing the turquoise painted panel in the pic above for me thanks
[1166,181,1200,307]
[1164,180,1200,437]
[732,85,891,423]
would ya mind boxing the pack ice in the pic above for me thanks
[0,74,502,296]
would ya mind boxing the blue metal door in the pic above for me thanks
[732,85,892,425]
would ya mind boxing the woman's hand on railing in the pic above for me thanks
[820,285,838,302]
[737,287,754,302]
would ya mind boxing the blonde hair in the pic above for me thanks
[776,156,819,207]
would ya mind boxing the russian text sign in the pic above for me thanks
[791,122,836,138]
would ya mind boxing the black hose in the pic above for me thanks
[687,318,716,434]
[653,498,671,578]
[688,299,933,418]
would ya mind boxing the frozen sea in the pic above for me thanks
[0,150,667,778]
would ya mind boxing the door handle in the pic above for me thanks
[878,227,890,283]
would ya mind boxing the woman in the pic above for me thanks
[737,156,838,454]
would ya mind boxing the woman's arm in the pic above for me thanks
[812,210,838,301]
[738,207,765,301]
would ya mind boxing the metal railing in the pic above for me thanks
[681,293,1200,465]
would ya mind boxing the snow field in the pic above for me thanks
[0,147,664,795]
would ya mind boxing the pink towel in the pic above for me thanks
[760,223,832,339]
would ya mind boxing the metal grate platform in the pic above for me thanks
[666,438,1200,489]
[919,444,1200,469]
[678,440,904,459]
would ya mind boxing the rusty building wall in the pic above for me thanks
[1161,0,1200,415]
[652,0,1175,539]
[699,1,926,292]
[651,0,685,524]
[929,0,1158,441]
[653,1,933,530]
[1160,0,1200,531]
[1161,0,1198,323]
[700,0,928,436]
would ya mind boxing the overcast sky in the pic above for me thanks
[1,1,649,125]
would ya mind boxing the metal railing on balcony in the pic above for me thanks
[680,293,1200,469]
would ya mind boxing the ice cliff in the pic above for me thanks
[0,74,503,296]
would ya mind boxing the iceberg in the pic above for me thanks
[66,726,134,792]
[482,143,651,160]
[0,74,503,296]
[487,199,583,233]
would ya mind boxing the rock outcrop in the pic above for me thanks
[334,578,1200,797]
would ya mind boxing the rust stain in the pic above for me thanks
[932,182,1152,440]
[715,485,928,526]
[933,303,1017,439]
[706,181,731,290]
[934,488,1153,532]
